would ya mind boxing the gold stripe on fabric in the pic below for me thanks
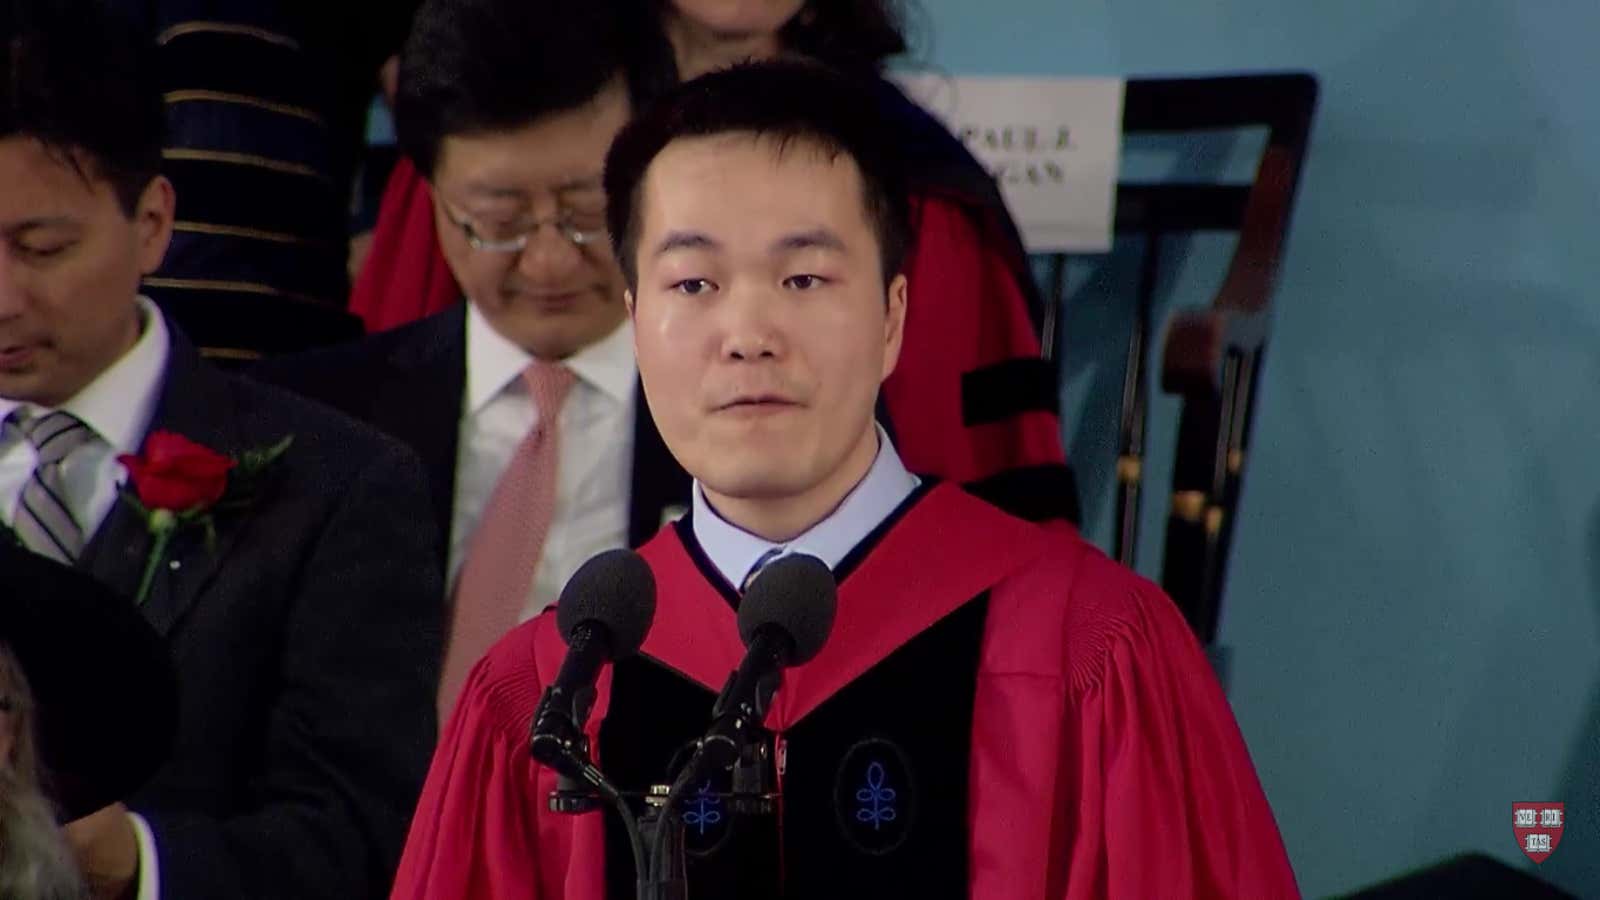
[163,91,324,126]
[162,149,327,182]
[199,347,266,362]
[158,22,300,50]
[172,221,321,246]
[142,277,320,306]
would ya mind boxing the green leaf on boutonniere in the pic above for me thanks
[215,435,294,513]
[236,434,294,476]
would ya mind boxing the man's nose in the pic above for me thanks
[718,284,785,362]
[514,225,584,286]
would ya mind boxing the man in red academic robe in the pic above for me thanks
[391,61,1300,900]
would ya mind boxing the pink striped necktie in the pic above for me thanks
[437,360,577,719]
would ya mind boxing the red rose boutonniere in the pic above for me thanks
[117,431,292,605]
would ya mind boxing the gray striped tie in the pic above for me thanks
[6,409,96,563]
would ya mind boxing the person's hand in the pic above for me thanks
[62,803,138,900]
[380,55,401,109]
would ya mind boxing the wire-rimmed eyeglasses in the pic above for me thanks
[438,198,609,253]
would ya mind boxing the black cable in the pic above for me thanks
[552,754,648,895]
[606,783,647,896]
[646,746,705,889]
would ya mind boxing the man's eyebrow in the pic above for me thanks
[460,183,528,201]
[771,228,847,254]
[653,231,720,256]
[460,175,602,197]
[555,175,604,193]
[2,216,77,235]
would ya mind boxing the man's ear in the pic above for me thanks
[134,176,176,276]
[624,288,637,318]
[881,273,908,382]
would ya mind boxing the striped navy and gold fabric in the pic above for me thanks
[140,4,365,360]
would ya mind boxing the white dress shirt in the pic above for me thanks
[0,296,169,900]
[449,302,637,621]
[691,426,920,589]
[0,297,170,534]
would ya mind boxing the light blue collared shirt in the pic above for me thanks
[691,426,920,589]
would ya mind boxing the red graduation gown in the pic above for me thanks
[390,484,1298,899]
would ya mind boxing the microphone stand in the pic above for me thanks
[640,747,775,900]
[641,661,783,900]
[541,752,778,900]
[641,763,694,900]
[531,684,648,896]
[539,662,785,900]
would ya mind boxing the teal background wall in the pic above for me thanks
[906,1,1600,896]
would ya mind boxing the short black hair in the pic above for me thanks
[0,0,164,216]
[604,60,910,290]
[396,0,643,179]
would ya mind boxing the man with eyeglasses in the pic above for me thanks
[261,0,689,716]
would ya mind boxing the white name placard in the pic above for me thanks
[892,74,1124,253]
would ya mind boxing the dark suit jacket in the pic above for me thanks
[255,304,692,566]
[80,330,444,898]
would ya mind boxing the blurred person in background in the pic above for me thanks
[259,0,687,721]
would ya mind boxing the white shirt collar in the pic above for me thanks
[565,316,636,406]
[464,301,635,415]
[691,425,920,589]
[0,296,170,453]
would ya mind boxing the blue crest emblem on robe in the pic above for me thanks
[674,741,735,857]
[833,738,916,855]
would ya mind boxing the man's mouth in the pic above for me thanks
[715,394,802,415]
[0,342,41,370]
[510,287,597,309]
